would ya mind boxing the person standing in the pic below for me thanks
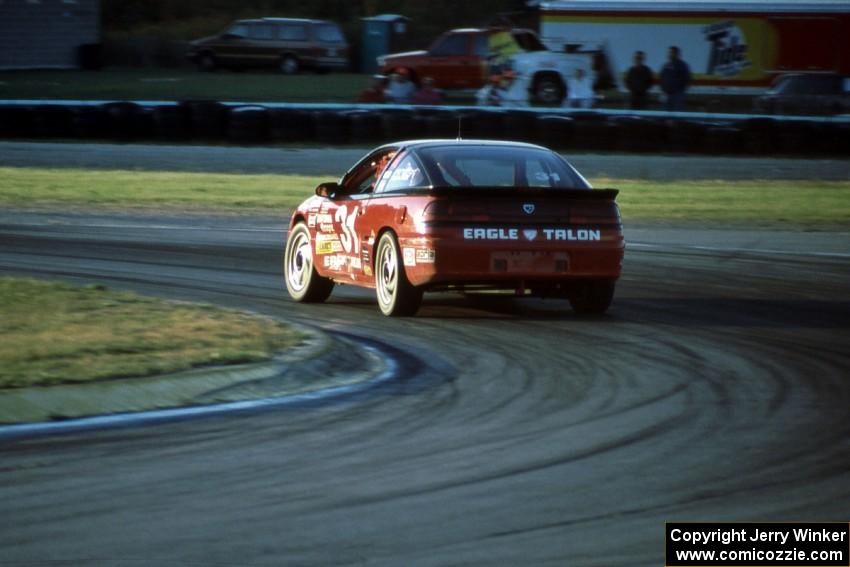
[564,68,595,109]
[476,74,506,106]
[496,70,530,108]
[384,68,416,104]
[625,50,653,109]
[412,76,443,105]
[659,46,691,111]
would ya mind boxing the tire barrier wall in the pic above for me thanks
[1,101,848,156]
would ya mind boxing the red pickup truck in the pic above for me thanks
[378,28,587,104]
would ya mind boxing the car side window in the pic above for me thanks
[376,154,425,193]
[226,24,249,38]
[473,34,488,57]
[316,23,344,43]
[279,23,308,41]
[819,75,841,94]
[248,24,274,41]
[340,150,398,195]
[784,78,807,95]
[430,34,469,56]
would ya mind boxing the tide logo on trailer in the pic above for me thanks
[703,20,752,76]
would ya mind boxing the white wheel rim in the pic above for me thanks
[377,241,397,307]
[287,230,312,293]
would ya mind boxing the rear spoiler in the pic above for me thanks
[402,187,619,199]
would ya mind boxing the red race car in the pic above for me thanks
[284,140,624,316]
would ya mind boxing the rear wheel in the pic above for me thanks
[280,55,300,75]
[569,280,615,315]
[284,222,334,302]
[375,232,422,316]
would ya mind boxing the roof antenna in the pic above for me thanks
[457,115,463,141]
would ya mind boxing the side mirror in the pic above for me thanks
[315,182,340,198]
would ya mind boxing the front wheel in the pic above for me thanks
[284,223,334,303]
[280,55,300,75]
[533,75,566,106]
[375,232,422,317]
[569,280,615,315]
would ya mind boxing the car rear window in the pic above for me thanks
[511,31,547,52]
[417,146,589,189]
[430,34,468,56]
[315,23,345,43]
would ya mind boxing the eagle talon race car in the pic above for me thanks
[284,140,624,316]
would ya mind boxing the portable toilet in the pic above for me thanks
[360,14,411,74]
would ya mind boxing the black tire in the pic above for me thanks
[227,105,270,143]
[284,223,334,303]
[569,280,616,315]
[197,52,217,72]
[280,55,300,75]
[375,232,423,317]
[533,74,566,105]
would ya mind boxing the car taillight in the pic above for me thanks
[422,200,452,219]
[570,202,620,224]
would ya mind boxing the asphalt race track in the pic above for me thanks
[1,146,850,566]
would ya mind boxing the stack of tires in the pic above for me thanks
[666,120,708,154]
[227,105,269,143]
[571,112,618,151]
[380,108,421,141]
[535,115,574,149]
[502,110,537,143]
[612,115,667,153]
[71,106,108,139]
[102,102,154,140]
[152,104,191,141]
[185,101,228,140]
[702,122,744,155]
[270,108,315,142]
[345,110,383,143]
[1,100,848,157]
[422,109,460,139]
[33,105,75,138]
[741,118,777,154]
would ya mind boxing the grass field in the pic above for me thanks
[0,167,325,210]
[604,178,850,229]
[1,166,849,229]
[0,69,374,103]
[0,277,302,389]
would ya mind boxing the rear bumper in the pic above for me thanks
[309,56,349,71]
[398,228,624,289]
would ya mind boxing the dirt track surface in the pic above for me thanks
[1,144,849,566]
[2,140,849,179]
